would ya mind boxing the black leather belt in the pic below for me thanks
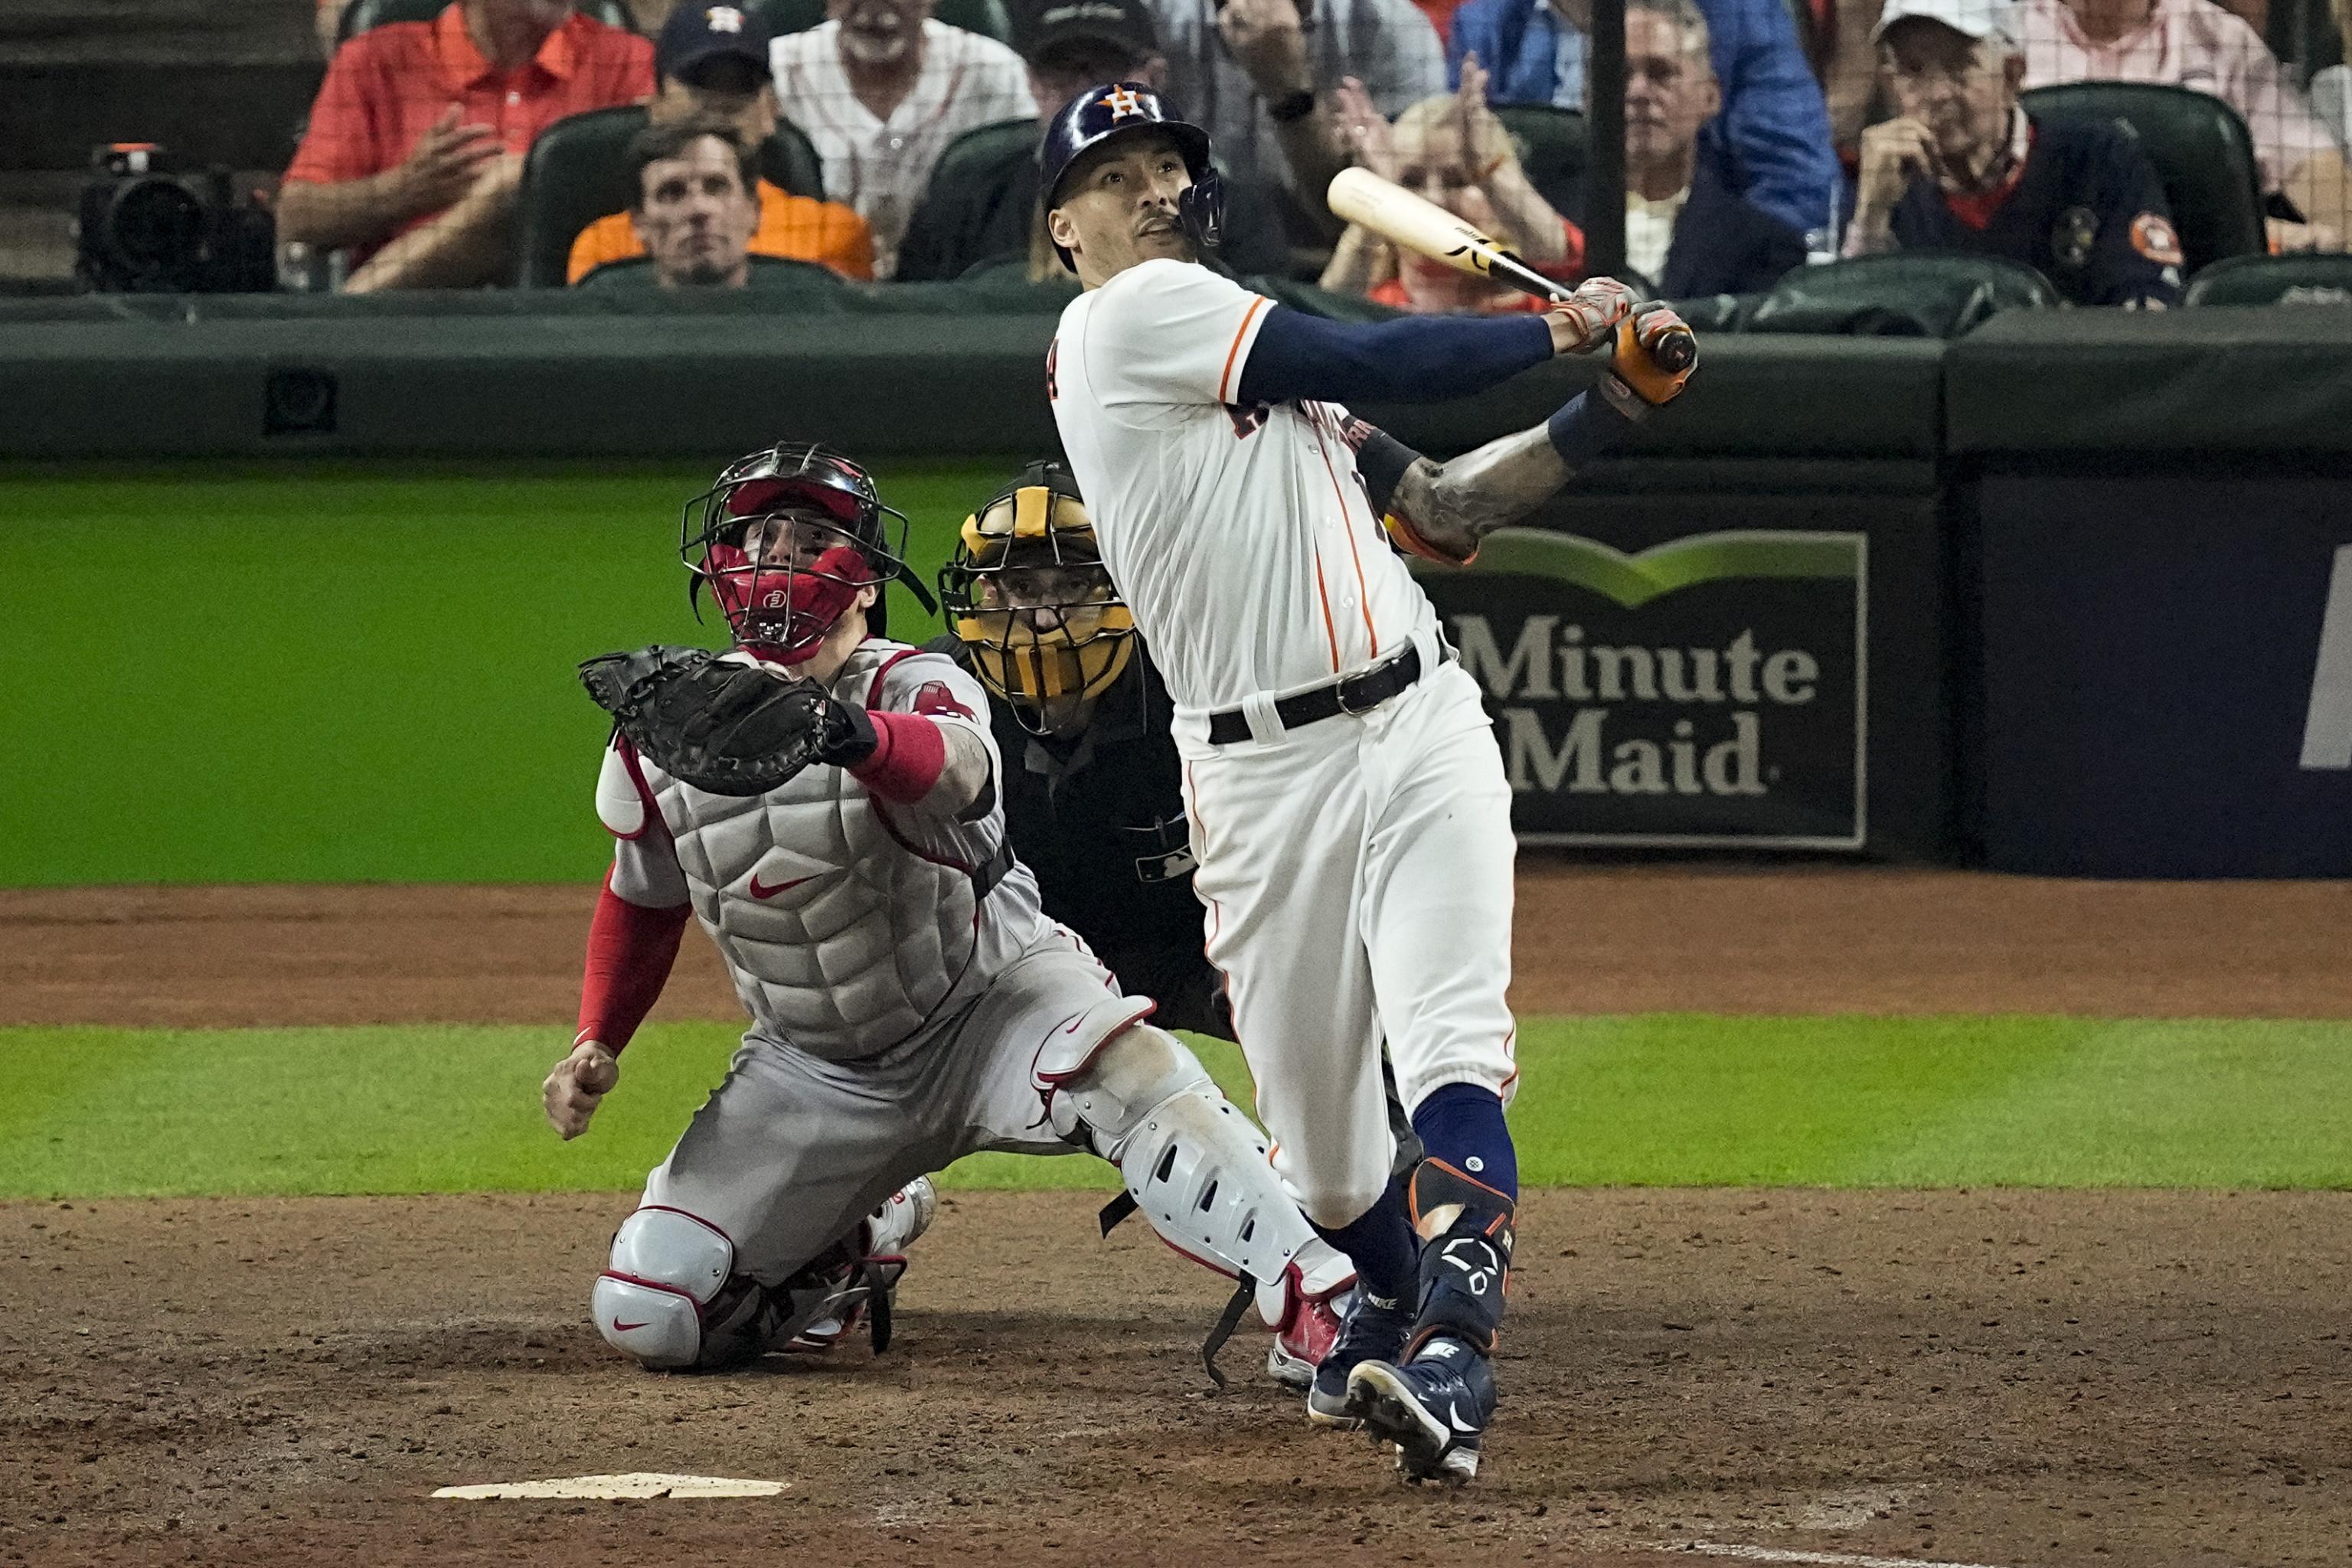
[1207,645,1428,746]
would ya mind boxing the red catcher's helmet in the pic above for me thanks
[679,443,936,664]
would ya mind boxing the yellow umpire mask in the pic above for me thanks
[941,462,1136,717]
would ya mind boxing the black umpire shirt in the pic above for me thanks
[928,635,1232,1038]
[1886,110,2184,307]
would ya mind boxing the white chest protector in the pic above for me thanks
[599,642,1037,1062]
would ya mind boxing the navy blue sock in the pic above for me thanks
[1310,1178,1418,1303]
[1410,1084,1519,1202]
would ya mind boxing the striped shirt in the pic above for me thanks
[769,19,1037,278]
[2018,0,2334,193]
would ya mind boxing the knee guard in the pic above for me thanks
[1405,1158,1517,1358]
[593,1206,841,1370]
[1037,1001,1336,1312]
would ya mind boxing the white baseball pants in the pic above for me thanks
[1178,649,1519,1230]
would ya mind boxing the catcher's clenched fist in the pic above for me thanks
[545,1039,619,1140]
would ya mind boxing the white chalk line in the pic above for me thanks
[1642,1542,2016,1568]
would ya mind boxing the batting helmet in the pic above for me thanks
[1039,82,1225,270]
[939,461,1136,727]
[679,442,937,665]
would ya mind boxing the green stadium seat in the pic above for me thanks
[1744,253,2056,337]
[2184,251,2352,305]
[338,0,635,42]
[747,0,1012,41]
[2265,0,2342,87]
[1492,104,1586,220]
[514,105,828,288]
[893,116,1041,279]
[1668,292,1761,332]
[746,0,827,34]
[2018,83,2265,274]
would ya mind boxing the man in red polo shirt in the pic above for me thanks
[280,0,653,289]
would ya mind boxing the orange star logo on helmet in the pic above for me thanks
[1100,87,1147,119]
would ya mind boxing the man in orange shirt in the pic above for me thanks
[281,0,653,290]
[567,5,876,283]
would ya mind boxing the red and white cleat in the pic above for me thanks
[784,1177,938,1353]
[1262,1242,1357,1390]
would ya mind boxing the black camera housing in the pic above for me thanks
[77,144,276,294]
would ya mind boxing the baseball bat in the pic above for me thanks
[1325,166,1696,374]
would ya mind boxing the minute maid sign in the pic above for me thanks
[1417,528,1867,850]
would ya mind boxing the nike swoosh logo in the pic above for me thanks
[612,1321,649,1331]
[747,871,820,900]
[1447,1403,1478,1434]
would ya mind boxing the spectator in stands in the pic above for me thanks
[569,5,875,283]
[770,0,1038,276]
[583,119,766,287]
[893,0,1162,281]
[1847,0,2184,305]
[282,0,654,290]
[1598,0,1808,291]
[1802,0,1892,154]
[1319,65,1585,306]
[2019,0,2350,244]
[1144,0,1446,232]
[1446,0,1843,238]
[894,0,1292,281]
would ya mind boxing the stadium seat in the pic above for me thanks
[747,0,1013,41]
[2018,83,2266,274]
[1493,104,1586,220]
[893,117,1041,279]
[338,0,635,42]
[514,106,828,288]
[747,0,827,34]
[2265,0,2341,88]
[1743,253,2056,336]
[2184,251,2352,305]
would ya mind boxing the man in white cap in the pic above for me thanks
[1845,0,2182,306]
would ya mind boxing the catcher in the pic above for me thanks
[543,442,1352,1377]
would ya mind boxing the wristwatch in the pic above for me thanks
[1266,88,1317,123]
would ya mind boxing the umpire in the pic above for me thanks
[933,462,1234,1039]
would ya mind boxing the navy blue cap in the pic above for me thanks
[657,3,775,85]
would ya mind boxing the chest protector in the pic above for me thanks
[627,645,1003,1061]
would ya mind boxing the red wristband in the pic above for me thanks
[849,709,949,804]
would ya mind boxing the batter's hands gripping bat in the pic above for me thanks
[1325,166,1697,374]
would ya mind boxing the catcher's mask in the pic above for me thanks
[939,461,1135,730]
[681,443,936,665]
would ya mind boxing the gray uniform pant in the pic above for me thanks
[636,928,1112,1283]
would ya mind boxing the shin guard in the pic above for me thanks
[1405,1158,1516,1358]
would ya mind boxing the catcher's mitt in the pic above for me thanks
[580,645,874,797]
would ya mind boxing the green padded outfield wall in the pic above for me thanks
[0,304,1952,884]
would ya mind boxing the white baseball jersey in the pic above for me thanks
[1047,256,1520,1233]
[769,19,1036,278]
[1048,258,1442,715]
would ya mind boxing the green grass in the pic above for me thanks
[0,462,1011,887]
[4,1014,2347,1200]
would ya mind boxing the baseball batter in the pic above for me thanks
[540,443,1350,1379]
[1037,87,1697,1480]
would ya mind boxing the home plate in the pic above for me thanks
[432,1473,789,1501]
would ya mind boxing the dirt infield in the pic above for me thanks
[2,1188,2346,1568]
[3,867,2349,1567]
[7,864,2352,1027]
